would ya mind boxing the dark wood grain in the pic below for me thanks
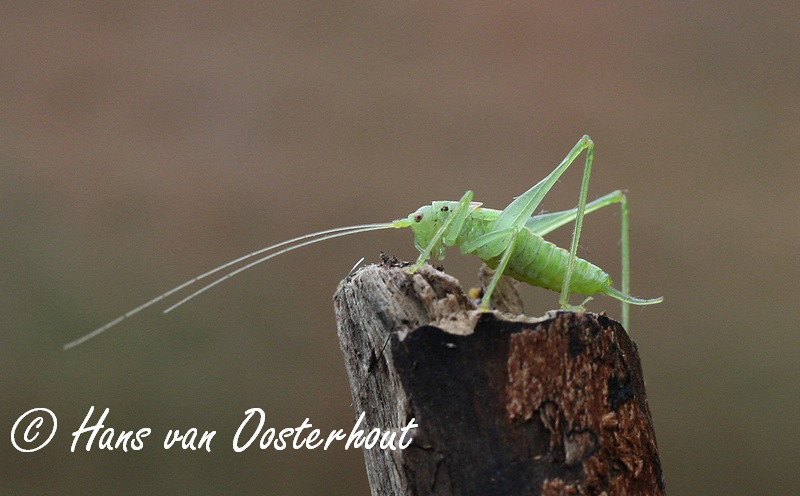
[334,258,664,496]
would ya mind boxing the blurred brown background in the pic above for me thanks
[2,2,798,494]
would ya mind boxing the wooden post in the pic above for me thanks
[334,256,665,496]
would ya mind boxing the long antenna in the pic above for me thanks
[64,222,396,350]
[162,224,391,314]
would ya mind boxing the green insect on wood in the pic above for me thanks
[64,135,662,350]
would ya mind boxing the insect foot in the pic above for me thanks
[559,295,594,313]
[560,303,587,313]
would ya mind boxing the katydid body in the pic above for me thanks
[398,189,657,317]
[411,196,614,294]
[64,135,661,350]
[399,135,660,326]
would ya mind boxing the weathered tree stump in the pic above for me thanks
[333,256,664,496]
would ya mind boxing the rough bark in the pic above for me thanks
[333,255,664,496]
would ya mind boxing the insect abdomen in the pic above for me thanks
[486,228,611,295]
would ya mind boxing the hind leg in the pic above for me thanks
[528,189,631,328]
[558,138,595,313]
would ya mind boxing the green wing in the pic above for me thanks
[526,190,623,236]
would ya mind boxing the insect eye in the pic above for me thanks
[413,213,423,223]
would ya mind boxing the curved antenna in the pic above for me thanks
[163,224,392,314]
[64,222,395,350]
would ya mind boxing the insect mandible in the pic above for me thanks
[64,135,662,350]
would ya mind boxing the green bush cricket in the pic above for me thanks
[64,135,662,350]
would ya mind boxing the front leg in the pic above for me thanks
[407,190,473,274]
